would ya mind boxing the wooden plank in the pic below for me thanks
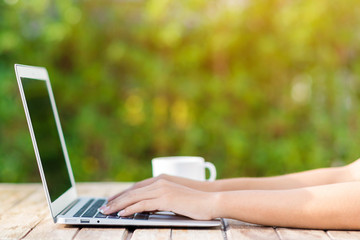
[224,218,265,228]
[276,228,330,240]
[228,227,279,240]
[0,187,49,240]
[225,219,279,240]
[131,229,171,240]
[172,228,223,240]
[327,230,360,240]
[0,183,39,213]
[76,182,133,198]
[6,183,360,240]
[23,215,78,240]
[74,228,128,240]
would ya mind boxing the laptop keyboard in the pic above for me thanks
[73,199,95,217]
[72,198,149,220]
[82,199,106,218]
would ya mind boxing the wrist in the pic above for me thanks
[210,191,226,219]
[200,180,215,192]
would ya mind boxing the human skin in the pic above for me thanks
[99,159,360,229]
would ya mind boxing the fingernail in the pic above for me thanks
[117,210,126,216]
[98,206,110,214]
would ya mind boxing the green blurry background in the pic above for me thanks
[1,0,360,183]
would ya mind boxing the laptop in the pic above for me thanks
[14,64,220,227]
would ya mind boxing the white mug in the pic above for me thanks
[152,156,217,181]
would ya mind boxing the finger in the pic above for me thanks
[102,184,161,214]
[108,191,125,202]
[108,177,158,202]
[119,199,161,217]
[108,187,135,202]
[108,182,140,202]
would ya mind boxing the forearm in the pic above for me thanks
[211,165,353,191]
[163,160,358,192]
[214,182,360,229]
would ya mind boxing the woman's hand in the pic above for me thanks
[107,174,168,202]
[100,179,220,220]
[107,174,212,202]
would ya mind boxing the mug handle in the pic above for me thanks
[204,162,217,181]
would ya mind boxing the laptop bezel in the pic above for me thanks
[14,64,78,219]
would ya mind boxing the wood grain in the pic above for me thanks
[131,229,171,240]
[0,187,48,240]
[327,230,360,240]
[75,228,128,240]
[76,182,132,197]
[23,216,78,240]
[276,228,330,240]
[0,183,131,240]
[0,183,39,213]
[3,183,360,240]
[225,219,279,240]
[172,228,224,240]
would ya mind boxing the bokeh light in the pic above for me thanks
[1,0,360,182]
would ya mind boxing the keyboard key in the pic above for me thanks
[105,211,119,219]
[120,215,134,220]
[95,212,107,218]
[73,199,94,217]
[134,212,149,220]
[82,199,106,218]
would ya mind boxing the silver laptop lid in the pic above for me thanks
[14,64,77,219]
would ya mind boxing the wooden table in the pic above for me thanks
[1,183,360,240]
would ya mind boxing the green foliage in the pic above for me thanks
[1,0,360,182]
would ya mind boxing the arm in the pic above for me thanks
[131,161,355,192]
[108,159,359,201]
[211,163,354,191]
[216,181,360,229]
[101,159,360,229]
[101,180,360,229]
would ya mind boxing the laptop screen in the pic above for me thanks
[21,77,72,202]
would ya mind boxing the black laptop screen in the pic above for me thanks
[21,77,72,202]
